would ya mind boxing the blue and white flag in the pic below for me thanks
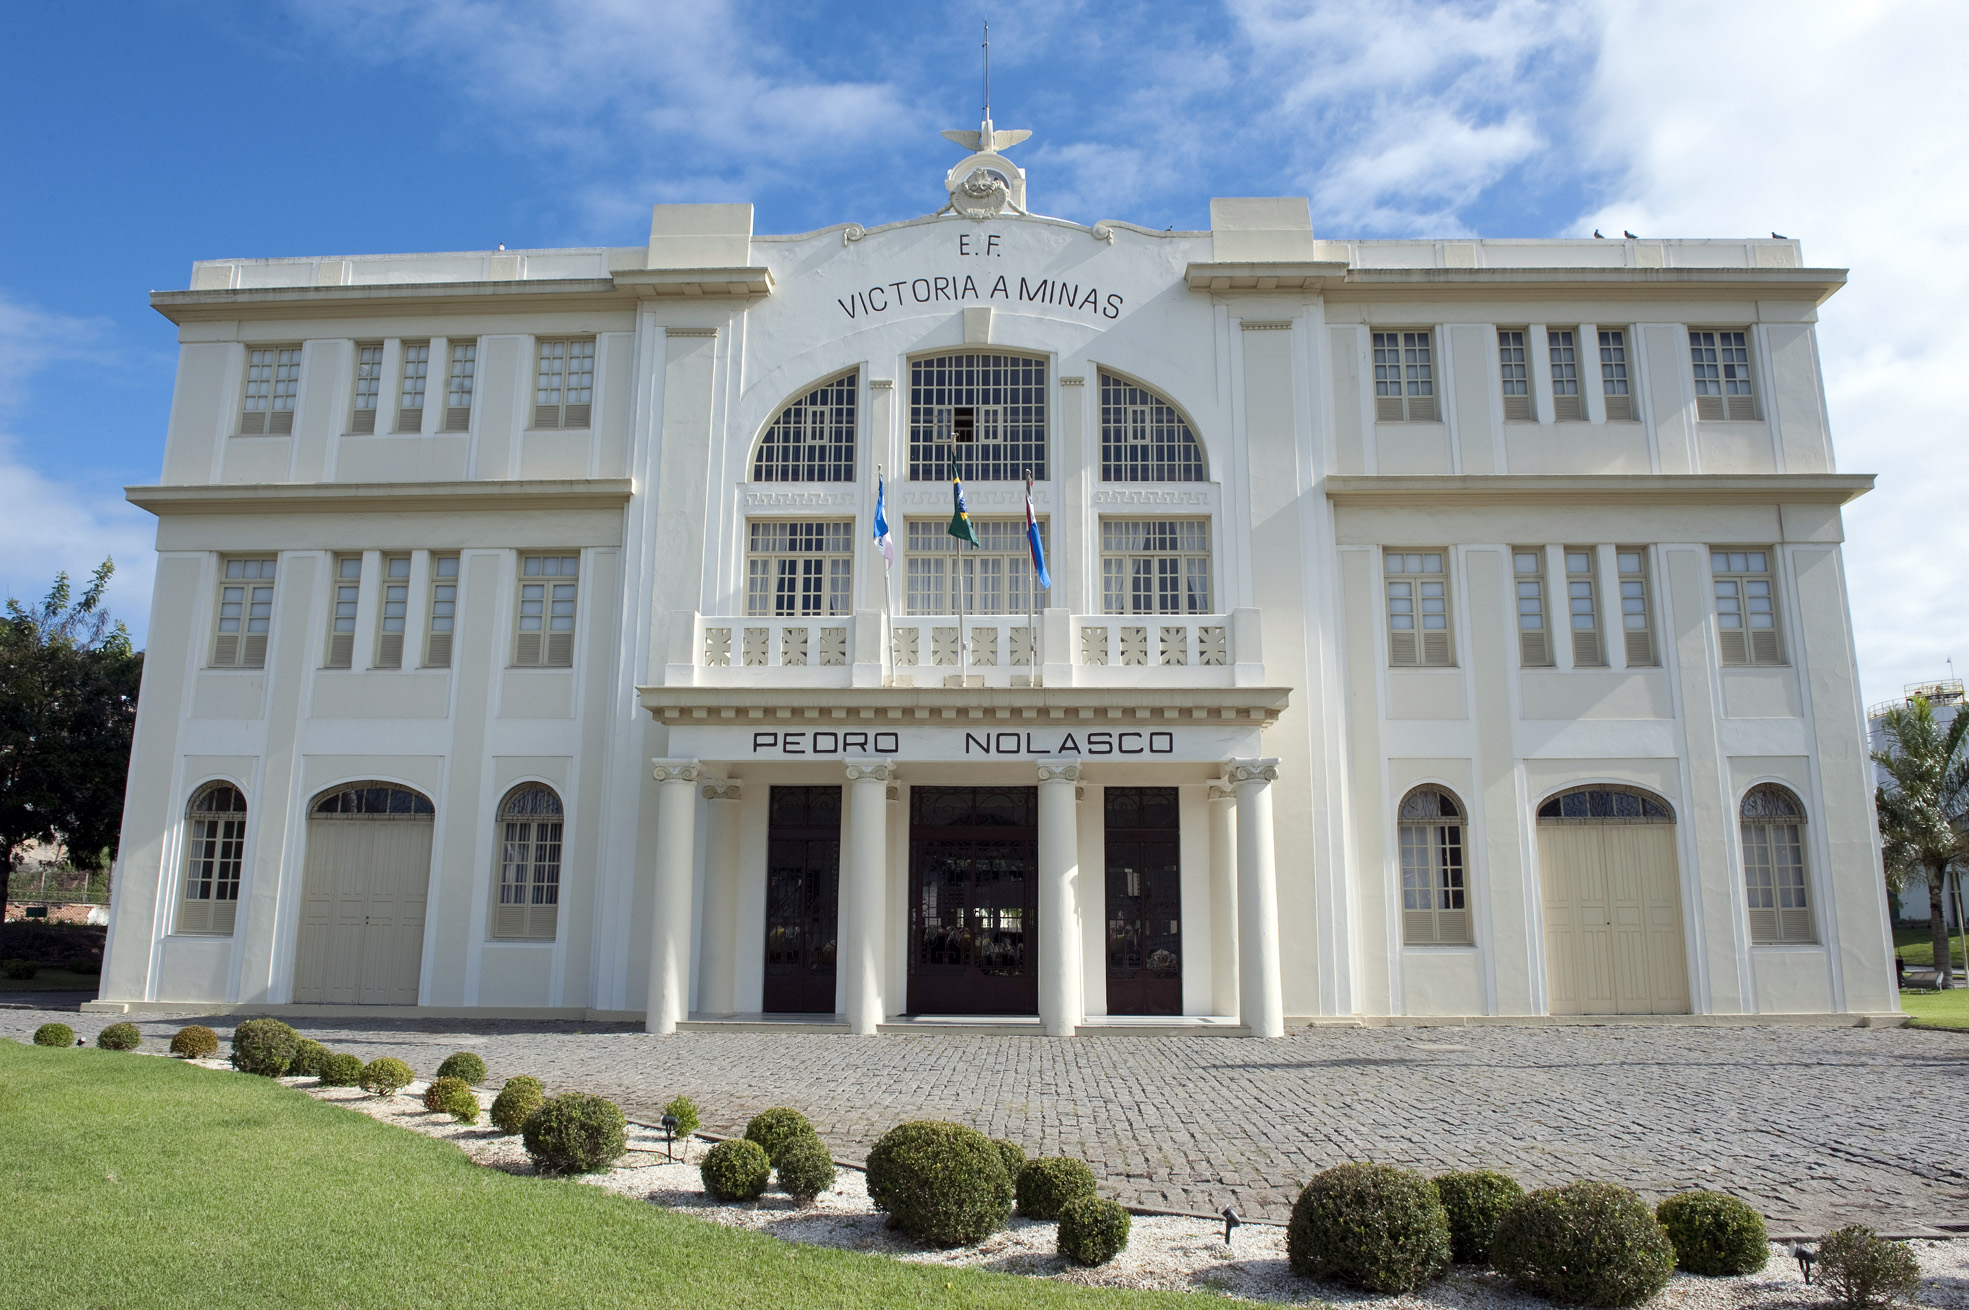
[872,470,894,567]
[1024,473,1051,592]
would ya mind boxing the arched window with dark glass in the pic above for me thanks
[1099,371,1206,482]
[1741,784,1814,944]
[1535,787,1674,822]
[179,784,247,936]
[493,785,563,941]
[752,371,858,482]
[1398,787,1468,945]
[908,352,1047,481]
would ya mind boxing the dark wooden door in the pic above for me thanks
[907,786,1038,1015]
[762,786,841,1014]
[1104,787,1183,1015]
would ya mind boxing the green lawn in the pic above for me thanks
[0,1042,1211,1308]
[1899,987,1969,1032]
[1892,924,1967,970]
[0,968,99,992]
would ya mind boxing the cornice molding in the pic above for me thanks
[1185,262,1847,305]
[639,685,1292,724]
[1323,473,1873,508]
[126,478,635,517]
[150,267,773,324]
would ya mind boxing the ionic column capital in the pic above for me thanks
[701,780,743,801]
[1036,759,1082,784]
[845,760,896,783]
[1226,758,1279,786]
[1207,784,1236,803]
[652,758,701,784]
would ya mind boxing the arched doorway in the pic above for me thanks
[1536,786,1689,1015]
[292,782,435,1005]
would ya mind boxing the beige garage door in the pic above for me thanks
[1537,787,1689,1015]
[293,783,434,1006]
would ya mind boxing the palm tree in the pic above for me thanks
[1873,696,1969,988]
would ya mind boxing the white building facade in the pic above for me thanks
[94,135,1899,1030]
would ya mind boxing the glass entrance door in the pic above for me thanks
[907,786,1038,1015]
[763,786,841,1014]
[1104,787,1183,1015]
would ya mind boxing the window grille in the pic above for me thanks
[443,341,476,431]
[905,518,1047,615]
[178,784,246,936]
[1617,549,1655,666]
[1399,787,1469,945]
[426,555,459,667]
[326,555,360,669]
[1372,330,1437,422]
[351,344,383,434]
[1385,551,1451,666]
[1100,519,1211,615]
[515,554,578,667]
[1565,549,1603,666]
[312,783,434,816]
[753,371,857,482]
[1711,549,1782,666]
[746,521,852,617]
[1499,330,1531,421]
[1549,329,1584,421]
[239,346,301,435]
[1690,330,1757,421]
[1098,372,1205,481]
[1599,330,1634,421]
[494,784,564,941]
[1536,786,1674,822]
[376,555,410,668]
[1514,550,1550,666]
[908,352,1047,480]
[397,342,429,432]
[1741,784,1814,943]
[532,339,596,429]
[213,557,276,668]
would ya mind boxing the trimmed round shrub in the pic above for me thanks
[701,1138,772,1201]
[422,1075,480,1124]
[3,959,39,980]
[992,1139,1027,1186]
[744,1107,815,1165]
[169,1025,219,1059]
[96,1021,142,1051]
[435,1051,487,1086]
[1016,1156,1099,1220]
[359,1056,414,1097]
[288,1038,330,1079]
[318,1052,364,1087]
[1818,1225,1921,1310]
[662,1095,700,1139]
[775,1133,837,1204]
[1656,1190,1768,1276]
[424,1074,470,1112]
[523,1092,627,1174]
[230,1018,301,1077]
[866,1120,1014,1247]
[1433,1169,1526,1265]
[1058,1195,1132,1266]
[491,1076,546,1136]
[1287,1163,1452,1293]
[1492,1181,1675,1307]
[32,1022,74,1047]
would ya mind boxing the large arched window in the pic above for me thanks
[1741,784,1814,944]
[179,784,247,935]
[494,784,564,941]
[908,352,1047,481]
[1399,787,1469,945]
[1099,372,1206,482]
[752,371,858,482]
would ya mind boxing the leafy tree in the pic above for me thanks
[1873,695,1969,988]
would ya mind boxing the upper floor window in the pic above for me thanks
[443,341,477,431]
[1690,329,1757,421]
[493,784,564,941]
[1741,784,1814,944]
[1617,549,1656,666]
[1499,330,1531,421]
[1372,330,1437,422]
[515,553,577,667]
[753,371,857,483]
[351,344,383,434]
[377,555,410,669]
[326,555,360,669]
[1565,549,1604,667]
[239,346,301,435]
[1101,518,1212,615]
[908,352,1047,481]
[426,555,459,668]
[1385,551,1452,666]
[1549,329,1585,422]
[905,517,1047,615]
[1599,330,1635,421]
[1711,549,1782,666]
[212,557,276,668]
[397,342,430,433]
[178,784,247,936]
[746,521,852,617]
[532,339,596,430]
[1514,549,1551,667]
[1399,786,1470,946]
[1098,372,1205,482]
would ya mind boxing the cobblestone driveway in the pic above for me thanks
[9,1000,1965,1236]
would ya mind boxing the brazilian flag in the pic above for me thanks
[947,457,980,547]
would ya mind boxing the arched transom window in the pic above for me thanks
[752,371,858,482]
[1741,784,1814,944]
[1536,787,1674,823]
[495,785,564,941]
[312,783,435,817]
[1099,372,1205,482]
[179,784,247,936]
[1398,786,1469,945]
[908,352,1047,481]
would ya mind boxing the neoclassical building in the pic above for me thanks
[91,121,1899,1032]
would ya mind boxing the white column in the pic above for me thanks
[1230,758,1284,1038]
[840,761,895,1033]
[1208,783,1240,1018]
[696,779,743,1016]
[1036,760,1083,1037]
[646,759,701,1034]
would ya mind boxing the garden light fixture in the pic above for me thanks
[1792,1242,1815,1284]
[1221,1206,1242,1245]
[660,1113,679,1161]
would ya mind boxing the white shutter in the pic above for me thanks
[564,402,591,428]
[1718,629,1748,665]
[1624,629,1653,667]
[1572,630,1601,667]
[1422,631,1452,666]
[327,634,354,668]
[1389,631,1418,666]
[351,409,377,435]
[533,404,561,429]
[1747,907,1778,943]
[1375,396,1404,422]
[1553,394,1585,422]
[1750,629,1782,664]
[443,406,471,431]
[1436,909,1470,946]
[1409,395,1439,422]
[529,904,559,940]
[1726,395,1757,421]
[242,634,268,668]
[269,411,295,435]
[213,634,239,666]
[397,407,422,433]
[515,632,542,666]
[178,898,211,934]
[494,905,526,939]
[546,633,574,667]
[239,411,267,435]
[377,633,404,668]
[211,900,237,935]
[1779,907,1814,943]
[1695,395,1724,421]
[1604,394,1633,421]
[1502,395,1531,421]
[426,633,452,668]
[1404,910,1436,944]
[1520,630,1549,667]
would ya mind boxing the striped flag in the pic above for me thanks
[1024,472,1051,591]
[872,470,894,567]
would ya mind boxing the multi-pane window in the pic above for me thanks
[376,555,410,668]
[746,521,852,617]
[1549,329,1585,421]
[1690,329,1757,421]
[753,371,857,482]
[178,784,248,936]
[1712,549,1782,666]
[239,347,301,435]
[426,555,459,668]
[326,555,361,669]
[515,554,578,667]
[1499,330,1531,421]
[493,784,564,941]
[1399,787,1469,945]
[1599,330,1635,420]
[1617,549,1656,666]
[213,557,276,668]
[443,341,477,431]
[1372,330,1438,422]
[1514,550,1551,666]
[1099,372,1205,481]
[1100,519,1212,615]
[1741,784,1814,944]
[1565,550,1603,667]
[908,352,1048,481]
[532,339,596,430]
[1385,551,1451,666]
[351,344,383,434]
[906,518,1048,615]
[397,342,430,432]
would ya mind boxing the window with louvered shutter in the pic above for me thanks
[397,342,429,432]
[376,555,410,668]
[1399,787,1470,945]
[212,557,276,668]
[1372,331,1437,422]
[1549,330,1585,421]
[351,344,383,434]
[746,522,854,617]
[753,371,858,481]
[1599,330,1635,421]
[1711,549,1783,666]
[1741,784,1815,943]
[443,341,476,431]
[178,784,247,935]
[515,554,578,667]
[1098,372,1206,481]
[492,784,564,941]
[1099,519,1211,615]
[1690,330,1757,421]
[425,555,459,667]
[1385,551,1451,666]
[1514,550,1551,666]
[532,338,597,430]
[1617,549,1656,666]
[325,556,360,668]
[1565,549,1603,667]
[1499,330,1532,421]
[239,347,301,435]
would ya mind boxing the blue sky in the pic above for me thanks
[2,0,1963,708]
